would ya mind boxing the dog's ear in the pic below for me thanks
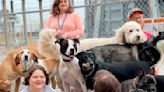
[73,39,79,43]
[138,68,145,78]
[149,67,155,75]
[73,39,80,44]
[88,50,97,61]
[55,38,65,44]
[115,28,126,44]
[15,54,21,66]
[31,53,38,63]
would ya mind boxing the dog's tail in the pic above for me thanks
[153,40,164,70]
[37,29,60,60]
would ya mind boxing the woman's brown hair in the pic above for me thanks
[94,70,121,92]
[24,64,49,85]
[51,0,74,16]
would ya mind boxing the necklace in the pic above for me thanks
[58,13,67,31]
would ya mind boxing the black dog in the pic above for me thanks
[154,75,164,92]
[88,43,160,64]
[89,44,137,63]
[151,31,164,46]
[76,50,158,90]
[137,31,164,62]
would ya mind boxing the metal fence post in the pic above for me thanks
[39,0,43,29]
[2,0,9,48]
[149,0,160,18]
[11,0,19,48]
[22,0,28,45]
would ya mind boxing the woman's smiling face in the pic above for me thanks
[29,69,46,89]
[58,0,69,13]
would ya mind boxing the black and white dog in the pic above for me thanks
[56,38,87,92]
[76,50,158,90]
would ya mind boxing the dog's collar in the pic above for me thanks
[61,54,74,62]
[84,66,95,77]
[125,43,137,47]
[63,59,71,62]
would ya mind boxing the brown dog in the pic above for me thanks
[0,48,38,92]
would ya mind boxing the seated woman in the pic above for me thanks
[20,64,61,92]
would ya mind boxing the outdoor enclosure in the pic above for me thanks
[0,0,164,50]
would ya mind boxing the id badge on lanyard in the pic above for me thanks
[58,13,67,31]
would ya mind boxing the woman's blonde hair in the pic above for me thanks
[51,0,74,16]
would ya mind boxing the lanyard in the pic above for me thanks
[58,13,67,31]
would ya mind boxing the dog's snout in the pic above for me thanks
[70,48,74,52]
[82,63,88,69]
[90,63,93,67]
[151,88,156,91]
[136,35,140,40]
[70,48,75,55]
[24,55,28,60]
[150,85,157,92]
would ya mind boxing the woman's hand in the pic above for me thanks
[55,31,67,39]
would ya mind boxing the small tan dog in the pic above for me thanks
[56,38,87,92]
[0,48,38,92]
[38,29,60,60]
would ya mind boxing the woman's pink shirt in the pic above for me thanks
[44,12,84,39]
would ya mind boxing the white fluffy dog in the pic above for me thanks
[77,21,147,53]
[38,21,146,59]
[115,21,146,44]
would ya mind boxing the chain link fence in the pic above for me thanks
[0,0,164,50]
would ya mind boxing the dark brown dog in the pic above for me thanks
[121,67,157,92]
[136,67,157,92]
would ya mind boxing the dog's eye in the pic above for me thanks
[137,29,139,31]
[129,30,133,32]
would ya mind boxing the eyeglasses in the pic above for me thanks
[129,16,144,21]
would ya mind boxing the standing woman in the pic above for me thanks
[44,0,84,39]
[20,65,61,92]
